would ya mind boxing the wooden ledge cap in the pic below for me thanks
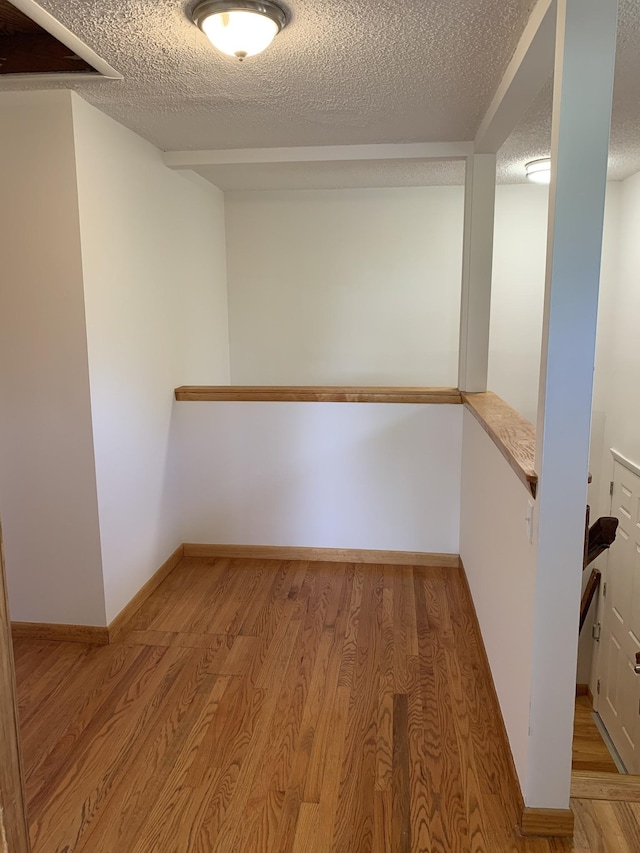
[463,391,538,498]
[175,386,462,404]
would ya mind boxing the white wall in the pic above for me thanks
[72,94,230,624]
[225,188,464,386]
[0,92,106,625]
[489,183,621,427]
[459,410,536,792]
[488,185,549,424]
[176,402,462,553]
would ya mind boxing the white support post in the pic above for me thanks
[527,0,618,809]
[458,153,497,392]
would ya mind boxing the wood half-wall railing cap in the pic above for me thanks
[174,386,463,404]
[462,391,538,498]
[174,385,543,495]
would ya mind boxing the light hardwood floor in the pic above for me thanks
[572,695,619,774]
[12,557,640,852]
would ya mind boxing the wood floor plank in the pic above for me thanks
[238,558,285,634]
[292,802,319,853]
[407,669,433,853]
[373,789,393,853]
[29,644,189,851]
[196,618,302,852]
[22,642,146,791]
[129,673,235,853]
[414,571,469,852]
[138,558,230,633]
[332,569,379,851]
[12,557,640,853]
[394,565,413,694]
[251,599,298,688]
[616,801,640,850]
[392,692,411,853]
[444,644,488,852]
[303,570,352,803]
[572,696,619,774]
[268,626,340,852]
[337,563,364,690]
[311,684,351,853]
[235,570,335,852]
[572,771,640,802]
[14,642,91,721]
[76,657,233,853]
[586,799,632,852]
[375,669,394,793]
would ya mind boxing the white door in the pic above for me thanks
[597,459,640,773]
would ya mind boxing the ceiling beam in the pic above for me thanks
[0,0,122,81]
[474,0,556,154]
[163,142,474,169]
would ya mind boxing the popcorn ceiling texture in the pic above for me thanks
[499,0,640,184]
[6,0,535,151]
[3,0,639,185]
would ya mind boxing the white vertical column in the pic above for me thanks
[458,153,497,392]
[528,0,618,809]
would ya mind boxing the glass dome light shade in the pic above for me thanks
[193,1,286,61]
[525,157,551,184]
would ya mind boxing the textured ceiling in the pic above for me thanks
[498,0,640,186]
[4,0,536,150]
[2,0,639,187]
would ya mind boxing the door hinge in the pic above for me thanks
[592,622,602,641]
[610,480,614,496]
[603,582,607,598]
[597,679,601,695]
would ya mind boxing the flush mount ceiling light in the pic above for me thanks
[192,0,287,61]
[525,157,551,185]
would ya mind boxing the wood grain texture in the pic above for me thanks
[579,570,601,634]
[108,544,184,641]
[521,808,575,837]
[182,543,460,567]
[0,1,95,74]
[0,521,31,853]
[175,385,463,404]
[0,33,96,74]
[10,622,109,645]
[0,0,40,34]
[572,695,619,774]
[11,555,640,851]
[463,391,538,497]
[391,693,410,852]
[571,771,640,802]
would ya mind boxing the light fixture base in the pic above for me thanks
[525,157,551,184]
[192,0,287,34]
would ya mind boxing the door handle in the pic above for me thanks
[635,652,640,675]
